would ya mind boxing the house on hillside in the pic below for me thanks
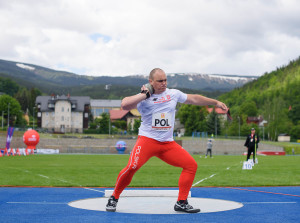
[246,116,268,127]
[109,109,141,131]
[90,99,121,118]
[36,95,90,133]
[278,133,290,142]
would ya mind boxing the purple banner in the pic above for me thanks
[6,127,14,149]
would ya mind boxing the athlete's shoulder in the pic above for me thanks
[168,88,187,102]
[167,88,185,95]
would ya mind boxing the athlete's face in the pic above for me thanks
[149,70,167,94]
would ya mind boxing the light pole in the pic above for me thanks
[215,114,217,138]
[33,107,35,129]
[7,103,10,128]
[109,114,111,136]
[2,111,3,129]
[237,116,240,139]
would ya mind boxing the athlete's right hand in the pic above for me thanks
[141,83,154,99]
[144,83,154,95]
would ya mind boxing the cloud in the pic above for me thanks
[0,0,300,76]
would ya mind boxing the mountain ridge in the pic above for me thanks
[0,59,256,93]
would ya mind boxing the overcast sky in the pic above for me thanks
[1,0,300,77]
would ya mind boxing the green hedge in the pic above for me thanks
[83,129,99,134]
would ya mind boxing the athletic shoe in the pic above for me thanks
[106,196,118,212]
[174,200,200,213]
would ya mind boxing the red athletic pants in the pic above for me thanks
[112,136,198,201]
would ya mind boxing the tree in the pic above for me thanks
[290,124,300,141]
[263,97,289,141]
[133,118,141,134]
[15,87,30,112]
[112,120,127,130]
[29,88,42,114]
[227,118,239,136]
[177,104,208,135]
[206,109,221,136]
[99,113,110,134]
[240,100,258,117]
[0,94,23,127]
[288,102,300,125]
[14,87,42,114]
[0,77,19,96]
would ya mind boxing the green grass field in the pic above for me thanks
[1,155,299,187]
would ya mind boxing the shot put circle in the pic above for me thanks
[68,197,243,214]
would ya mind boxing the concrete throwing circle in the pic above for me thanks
[68,197,243,214]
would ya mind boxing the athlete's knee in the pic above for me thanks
[184,158,198,173]
[191,159,198,171]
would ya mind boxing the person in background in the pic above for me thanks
[205,139,213,158]
[244,128,260,163]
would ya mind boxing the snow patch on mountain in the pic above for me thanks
[209,74,255,82]
[16,63,35,71]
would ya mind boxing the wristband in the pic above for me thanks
[141,90,151,99]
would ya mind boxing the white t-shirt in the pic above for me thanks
[137,88,187,142]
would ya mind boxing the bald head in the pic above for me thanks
[148,68,167,94]
[149,68,165,80]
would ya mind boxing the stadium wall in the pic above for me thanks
[1,136,283,155]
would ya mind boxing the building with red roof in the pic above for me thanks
[109,109,141,130]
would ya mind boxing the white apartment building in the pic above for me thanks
[36,95,90,133]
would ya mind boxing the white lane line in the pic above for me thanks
[7,202,66,204]
[38,174,49,179]
[243,202,297,204]
[83,188,105,193]
[56,178,70,183]
[227,160,244,170]
[192,174,216,187]
[193,160,239,186]
[9,167,104,194]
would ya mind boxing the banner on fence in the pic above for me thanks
[6,127,15,149]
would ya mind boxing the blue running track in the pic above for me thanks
[0,186,299,223]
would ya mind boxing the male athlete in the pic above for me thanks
[106,68,228,213]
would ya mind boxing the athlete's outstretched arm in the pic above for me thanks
[184,94,228,111]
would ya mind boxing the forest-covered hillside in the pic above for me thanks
[219,57,300,140]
